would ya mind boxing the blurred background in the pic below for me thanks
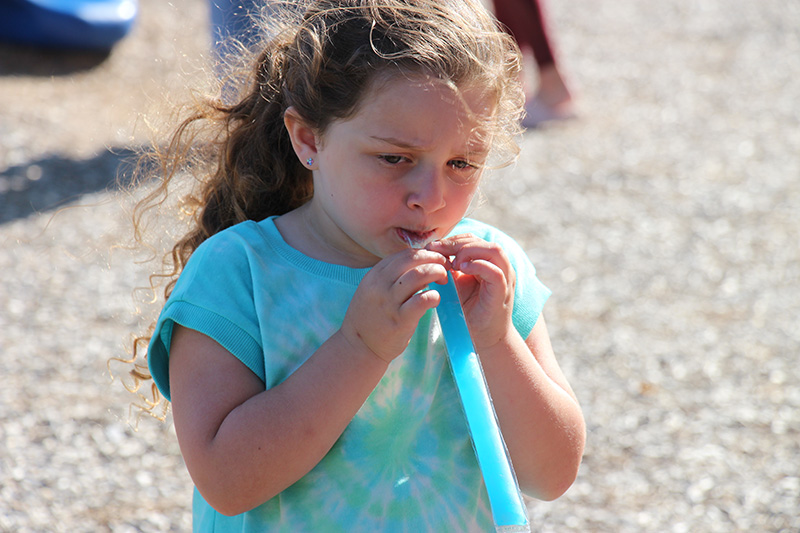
[1,0,798,531]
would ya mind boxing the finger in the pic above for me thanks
[457,258,515,303]
[382,248,447,283]
[398,286,442,325]
[392,261,449,303]
[426,234,506,267]
[446,241,510,278]
[457,258,506,285]
[425,233,479,256]
[368,248,447,292]
[385,247,447,275]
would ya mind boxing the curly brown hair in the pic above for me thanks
[115,0,525,417]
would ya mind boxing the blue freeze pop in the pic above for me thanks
[431,272,531,532]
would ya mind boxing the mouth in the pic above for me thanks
[397,228,436,249]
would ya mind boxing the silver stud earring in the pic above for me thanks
[306,157,314,167]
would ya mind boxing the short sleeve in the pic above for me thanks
[147,226,266,401]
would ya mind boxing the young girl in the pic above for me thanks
[125,0,585,530]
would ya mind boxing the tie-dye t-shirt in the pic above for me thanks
[147,216,550,532]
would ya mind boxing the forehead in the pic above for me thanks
[345,74,497,150]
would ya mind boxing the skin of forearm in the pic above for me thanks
[187,330,389,515]
[478,328,586,501]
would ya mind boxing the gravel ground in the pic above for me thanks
[1,1,798,531]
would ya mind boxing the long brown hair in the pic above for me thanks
[115,0,525,416]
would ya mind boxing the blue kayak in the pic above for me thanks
[0,0,138,50]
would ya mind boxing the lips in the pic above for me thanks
[398,228,436,248]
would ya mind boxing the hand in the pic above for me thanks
[341,248,449,363]
[426,234,516,350]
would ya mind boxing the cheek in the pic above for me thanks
[449,184,479,210]
[338,185,396,224]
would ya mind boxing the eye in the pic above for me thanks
[448,159,475,171]
[379,154,408,165]
[447,158,482,184]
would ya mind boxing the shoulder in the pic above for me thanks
[192,219,266,261]
[179,218,277,284]
[148,219,274,401]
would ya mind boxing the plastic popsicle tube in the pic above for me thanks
[431,272,531,532]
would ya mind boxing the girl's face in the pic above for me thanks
[297,75,495,268]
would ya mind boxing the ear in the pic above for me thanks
[284,107,320,169]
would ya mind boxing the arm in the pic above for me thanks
[426,235,585,500]
[478,315,585,501]
[168,248,448,515]
[169,325,387,516]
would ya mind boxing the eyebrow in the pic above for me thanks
[370,135,490,156]
[370,135,429,150]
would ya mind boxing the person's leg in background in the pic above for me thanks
[209,0,261,59]
[493,0,575,127]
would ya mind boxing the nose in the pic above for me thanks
[406,166,446,212]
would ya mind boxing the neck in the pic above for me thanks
[275,204,378,268]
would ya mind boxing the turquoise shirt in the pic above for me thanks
[148,217,550,532]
